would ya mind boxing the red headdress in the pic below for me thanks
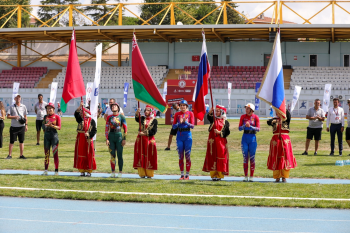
[215,105,227,119]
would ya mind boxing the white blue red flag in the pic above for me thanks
[257,31,286,120]
[192,31,210,121]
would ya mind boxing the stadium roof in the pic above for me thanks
[0,24,349,43]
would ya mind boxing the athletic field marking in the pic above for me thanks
[1,186,350,201]
[1,206,349,222]
[0,218,313,233]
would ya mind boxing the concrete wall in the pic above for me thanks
[0,87,345,117]
[2,41,350,70]
[1,43,130,56]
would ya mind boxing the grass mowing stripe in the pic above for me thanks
[1,186,350,202]
[0,218,313,233]
[1,206,349,222]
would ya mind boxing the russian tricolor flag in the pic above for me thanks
[192,31,210,121]
[257,31,286,120]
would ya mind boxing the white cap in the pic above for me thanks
[245,103,255,111]
[14,94,21,99]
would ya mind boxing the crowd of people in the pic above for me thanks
[6,94,350,183]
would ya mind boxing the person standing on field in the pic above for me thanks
[6,94,28,159]
[345,99,350,156]
[34,94,47,146]
[302,99,325,156]
[0,101,5,149]
[326,98,344,156]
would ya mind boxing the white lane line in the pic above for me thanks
[0,218,314,233]
[1,186,350,201]
[1,206,349,222]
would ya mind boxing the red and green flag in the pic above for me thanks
[60,29,86,113]
[132,33,167,113]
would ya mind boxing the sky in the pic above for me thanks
[30,0,350,25]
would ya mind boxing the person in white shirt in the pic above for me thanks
[34,94,47,146]
[302,99,325,156]
[104,98,124,121]
[326,98,344,156]
[345,99,350,156]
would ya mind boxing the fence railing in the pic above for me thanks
[1,1,350,29]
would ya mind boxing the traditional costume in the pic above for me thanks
[267,110,297,182]
[105,103,127,177]
[134,105,158,178]
[172,100,194,180]
[239,103,260,182]
[42,103,61,175]
[73,106,97,177]
[202,105,230,181]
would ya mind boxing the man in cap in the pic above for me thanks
[326,98,344,156]
[6,94,28,159]
[34,94,47,146]
[238,103,260,182]
[302,99,325,156]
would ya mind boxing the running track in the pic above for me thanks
[0,196,349,233]
[1,169,350,184]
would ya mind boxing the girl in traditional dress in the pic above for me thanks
[202,105,230,181]
[134,105,158,178]
[267,110,297,182]
[42,103,61,176]
[73,101,97,177]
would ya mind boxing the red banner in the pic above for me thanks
[167,80,196,95]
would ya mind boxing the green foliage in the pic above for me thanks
[138,0,245,25]
[37,0,81,27]
[0,0,31,28]
[85,0,119,26]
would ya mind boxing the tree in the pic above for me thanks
[0,0,31,29]
[0,0,31,50]
[85,0,119,26]
[138,0,244,25]
[37,0,80,27]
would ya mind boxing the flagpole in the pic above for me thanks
[138,101,141,132]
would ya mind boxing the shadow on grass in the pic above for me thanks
[33,177,142,184]
[304,163,335,166]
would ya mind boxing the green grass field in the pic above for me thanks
[1,116,349,208]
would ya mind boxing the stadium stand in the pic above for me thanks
[182,66,266,89]
[0,67,47,88]
[53,66,168,89]
[290,66,350,90]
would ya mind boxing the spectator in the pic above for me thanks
[104,98,124,121]
[326,98,344,156]
[345,99,350,156]
[165,103,180,151]
[6,94,28,159]
[34,94,47,146]
[0,101,5,148]
[57,102,62,116]
[302,99,325,156]
[97,103,102,118]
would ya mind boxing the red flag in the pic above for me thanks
[60,29,85,113]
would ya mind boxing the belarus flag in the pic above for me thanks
[192,31,210,121]
[257,31,286,120]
